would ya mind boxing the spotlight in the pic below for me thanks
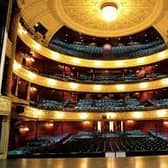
[33,22,48,38]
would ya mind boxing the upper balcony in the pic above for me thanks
[17,19,168,69]
[49,26,165,60]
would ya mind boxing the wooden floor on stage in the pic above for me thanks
[0,156,167,168]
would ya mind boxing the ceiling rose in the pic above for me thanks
[101,2,118,22]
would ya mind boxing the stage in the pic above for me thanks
[0,156,167,168]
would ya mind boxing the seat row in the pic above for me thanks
[49,39,166,59]
[40,71,167,84]
[75,99,143,111]
[8,131,168,156]
[30,97,168,112]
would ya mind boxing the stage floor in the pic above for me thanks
[0,156,167,168]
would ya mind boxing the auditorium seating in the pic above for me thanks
[8,133,69,156]
[20,18,166,60]
[49,39,166,59]
[30,99,63,110]
[148,130,168,141]
[30,97,168,112]
[75,99,144,111]
[27,134,68,148]
[7,147,30,156]
[156,98,168,107]
[20,56,167,84]
[123,137,168,153]
[28,67,167,83]
[8,130,168,157]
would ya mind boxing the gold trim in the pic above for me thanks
[13,61,168,93]
[0,96,11,115]
[101,2,118,10]
[52,0,163,37]
[18,23,168,69]
[23,106,168,121]
[6,38,12,58]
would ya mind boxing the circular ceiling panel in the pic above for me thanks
[50,0,163,37]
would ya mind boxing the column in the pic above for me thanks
[97,121,101,132]
[0,0,13,160]
[63,66,65,78]
[14,77,20,97]
[5,6,21,96]
[109,121,114,132]
[0,117,10,159]
[120,121,124,132]
[0,0,11,93]
[26,82,31,100]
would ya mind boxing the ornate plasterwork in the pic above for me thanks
[17,0,168,41]
[0,96,11,115]
[52,0,163,37]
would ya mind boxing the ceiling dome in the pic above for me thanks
[52,0,163,37]
[18,0,168,43]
